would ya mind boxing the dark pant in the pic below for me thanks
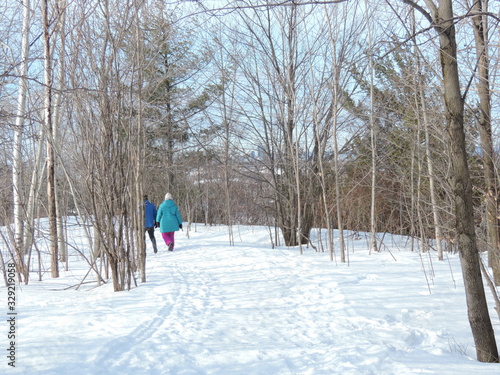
[145,227,157,252]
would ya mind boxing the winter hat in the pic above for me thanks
[165,193,173,200]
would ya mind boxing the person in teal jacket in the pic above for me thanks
[156,193,183,251]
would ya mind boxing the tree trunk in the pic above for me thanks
[436,0,498,363]
[134,8,146,283]
[220,49,234,246]
[42,0,59,278]
[366,0,378,253]
[53,0,68,264]
[421,95,443,260]
[12,0,31,282]
[470,0,499,285]
[330,59,345,263]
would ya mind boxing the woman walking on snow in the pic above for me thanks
[156,193,183,251]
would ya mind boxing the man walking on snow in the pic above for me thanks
[144,195,158,254]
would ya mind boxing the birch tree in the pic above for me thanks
[42,0,59,278]
[12,0,31,282]
[53,0,67,264]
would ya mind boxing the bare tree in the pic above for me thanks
[309,2,366,261]
[132,0,146,283]
[230,3,315,247]
[402,0,498,363]
[53,0,68,264]
[466,0,500,284]
[42,0,59,278]
[12,0,31,282]
[209,26,238,245]
[408,8,444,260]
[366,0,378,253]
[62,0,146,291]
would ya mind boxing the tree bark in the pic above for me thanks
[42,0,59,278]
[469,0,499,285]
[401,0,499,362]
[53,0,67,265]
[134,4,146,283]
[366,0,378,253]
[12,0,31,282]
[435,0,498,363]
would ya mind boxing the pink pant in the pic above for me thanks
[161,232,175,249]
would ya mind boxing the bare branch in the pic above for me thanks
[175,0,349,23]
[400,0,434,25]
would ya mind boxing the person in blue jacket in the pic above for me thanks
[144,195,158,253]
[156,193,183,251]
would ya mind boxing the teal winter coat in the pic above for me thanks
[156,199,182,233]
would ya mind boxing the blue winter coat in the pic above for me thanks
[156,199,182,233]
[144,200,157,228]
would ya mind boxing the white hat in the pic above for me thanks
[165,193,173,200]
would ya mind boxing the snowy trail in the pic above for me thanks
[5,223,500,374]
[88,241,480,374]
[85,239,349,374]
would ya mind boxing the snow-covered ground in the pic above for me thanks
[2,218,500,374]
